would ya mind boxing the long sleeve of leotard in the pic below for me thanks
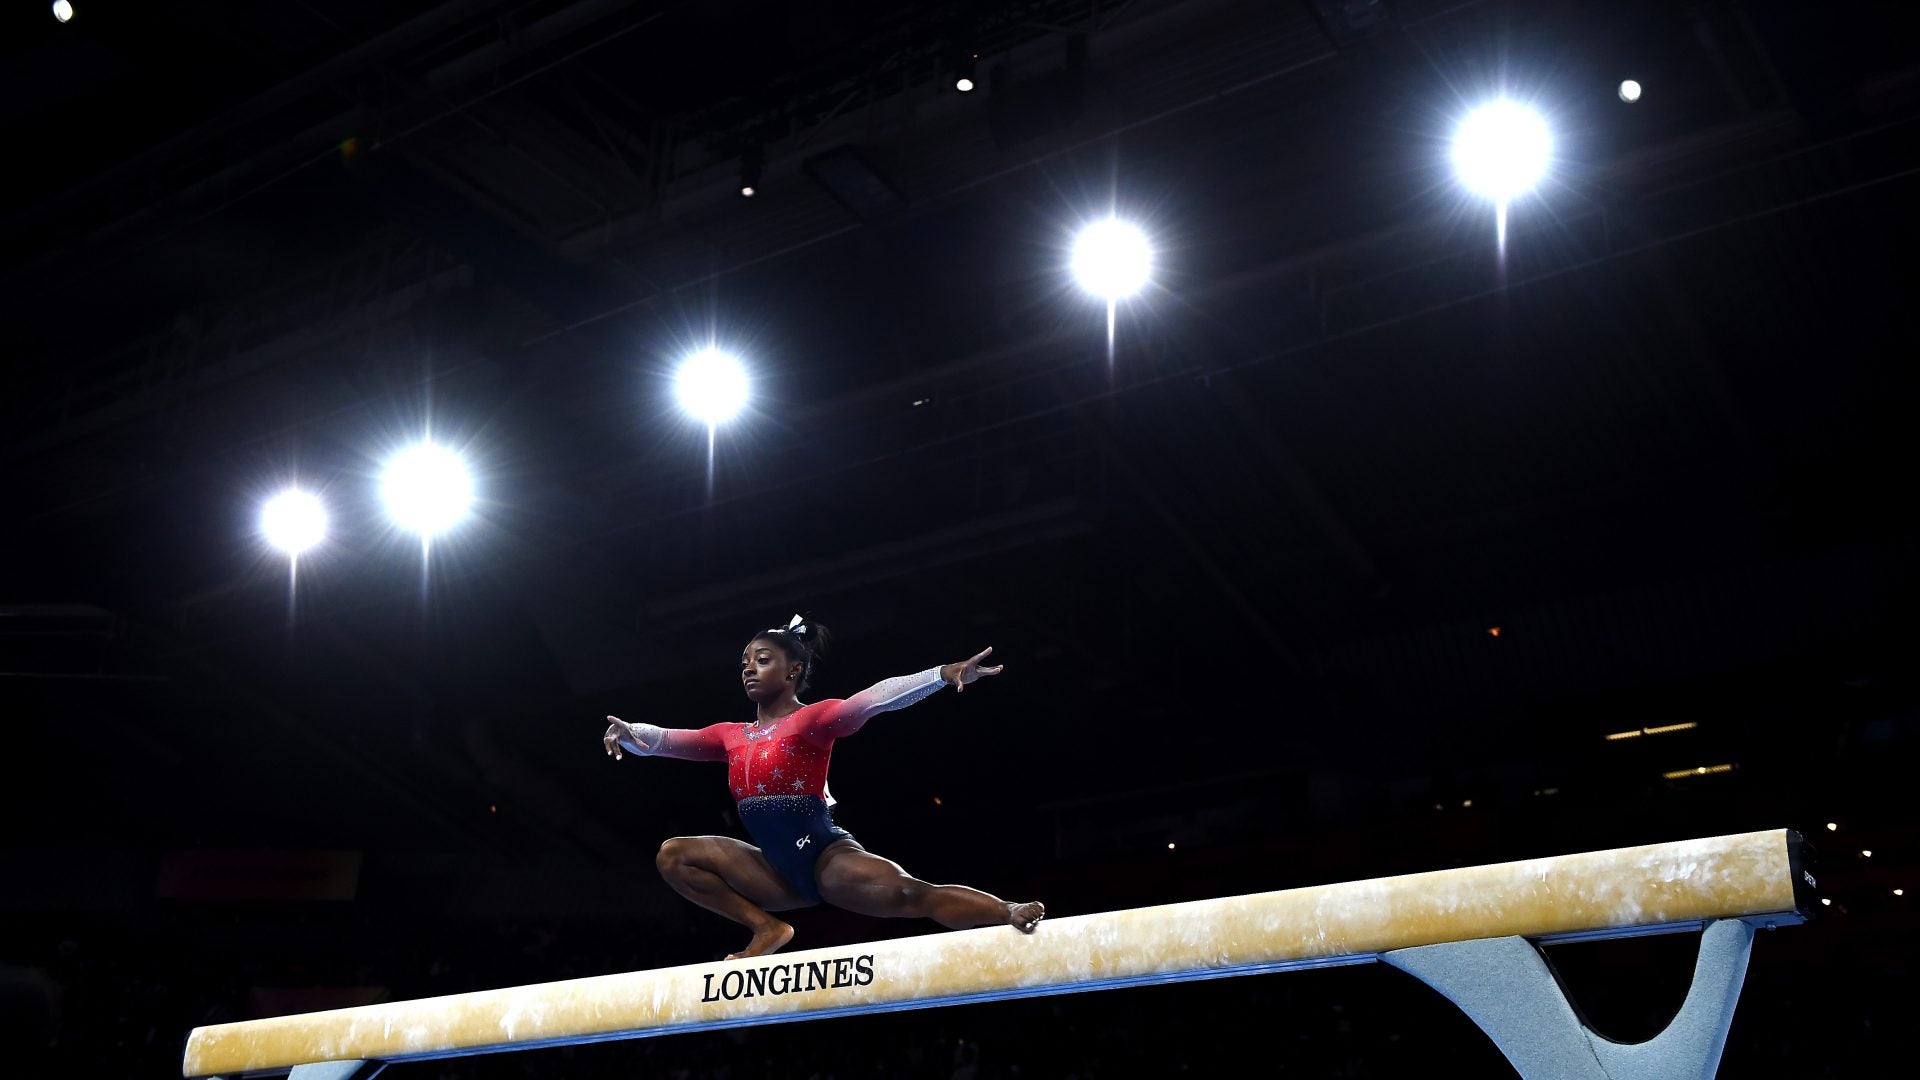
[616,721,729,761]
[803,667,947,743]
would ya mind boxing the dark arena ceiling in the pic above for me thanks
[2,1,1917,1077]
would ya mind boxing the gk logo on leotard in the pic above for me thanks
[795,835,811,850]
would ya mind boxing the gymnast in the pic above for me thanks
[602,616,1046,959]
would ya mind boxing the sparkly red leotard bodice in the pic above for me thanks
[617,667,947,805]
[647,701,841,802]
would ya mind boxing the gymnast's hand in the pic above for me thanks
[603,716,653,760]
[940,647,1005,693]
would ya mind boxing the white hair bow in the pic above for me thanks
[770,613,808,636]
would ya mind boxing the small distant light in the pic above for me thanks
[1820,898,1832,907]
[1605,729,1643,741]
[1896,889,1906,897]
[53,1,74,23]
[1618,79,1643,104]
[1433,803,1443,811]
[489,804,497,813]
[1167,842,1176,850]
[1487,626,1501,637]
[738,146,762,198]
[1826,822,1839,831]
[953,51,977,94]
[1861,850,1873,858]
[932,796,943,806]
[1462,799,1473,808]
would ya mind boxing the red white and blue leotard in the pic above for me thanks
[616,668,946,901]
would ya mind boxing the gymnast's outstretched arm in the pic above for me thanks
[602,718,728,762]
[808,646,1004,742]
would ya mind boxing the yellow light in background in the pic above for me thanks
[1861,850,1873,858]
[1661,763,1733,780]
[1896,889,1906,897]
[1606,721,1698,741]
[1826,822,1839,831]
[1820,898,1832,907]
[1487,626,1501,637]
[1167,843,1176,850]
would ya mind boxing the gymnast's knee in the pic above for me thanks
[656,837,696,876]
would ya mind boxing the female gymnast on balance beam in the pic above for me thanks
[603,615,1046,959]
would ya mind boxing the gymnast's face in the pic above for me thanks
[740,638,802,704]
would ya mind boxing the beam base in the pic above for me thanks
[1383,918,1756,1079]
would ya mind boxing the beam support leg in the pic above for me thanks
[1382,918,1756,1079]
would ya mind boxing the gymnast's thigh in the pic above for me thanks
[669,834,816,912]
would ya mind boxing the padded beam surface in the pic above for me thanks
[183,829,1802,1077]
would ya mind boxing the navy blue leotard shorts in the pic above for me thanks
[736,794,854,904]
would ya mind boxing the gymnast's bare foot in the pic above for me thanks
[1007,901,1045,933]
[727,920,795,960]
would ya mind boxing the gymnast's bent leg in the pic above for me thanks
[813,842,1044,932]
[656,835,813,958]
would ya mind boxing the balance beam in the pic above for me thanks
[183,828,1809,1080]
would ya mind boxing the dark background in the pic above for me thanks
[2,1,1915,1076]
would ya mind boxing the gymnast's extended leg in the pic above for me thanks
[813,842,1044,932]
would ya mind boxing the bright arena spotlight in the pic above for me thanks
[1071,218,1154,301]
[674,348,750,426]
[1451,99,1553,201]
[260,490,327,556]
[1618,79,1643,104]
[52,1,74,23]
[379,442,474,537]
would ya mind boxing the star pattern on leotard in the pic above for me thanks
[720,698,869,807]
